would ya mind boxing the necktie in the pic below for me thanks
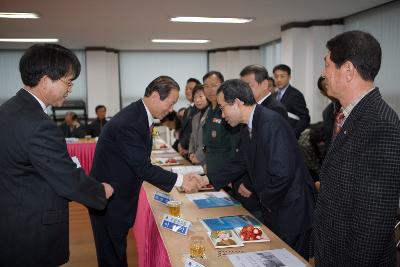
[276,91,283,102]
[248,126,252,139]
[332,110,345,141]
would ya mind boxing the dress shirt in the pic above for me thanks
[142,99,183,187]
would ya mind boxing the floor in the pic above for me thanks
[61,201,399,267]
[61,202,138,267]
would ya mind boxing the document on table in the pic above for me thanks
[228,248,306,267]
[169,165,204,175]
[71,156,81,168]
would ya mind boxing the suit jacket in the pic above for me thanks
[0,89,106,267]
[232,96,288,213]
[208,105,315,240]
[260,94,289,120]
[59,122,86,138]
[274,85,310,138]
[86,118,108,137]
[314,88,400,266]
[89,99,177,232]
[179,104,198,150]
[188,107,209,165]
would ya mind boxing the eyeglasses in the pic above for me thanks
[59,79,74,87]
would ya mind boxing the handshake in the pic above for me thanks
[180,173,210,193]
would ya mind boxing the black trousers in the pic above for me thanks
[88,194,138,267]
[89,212,130,267]
[284,229,312,260]
[261,209,312,261]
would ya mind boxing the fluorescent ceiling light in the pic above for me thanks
[0,38,59,43]
[0,12,39,19]
[152,39,209,44]
[170,17,253,24]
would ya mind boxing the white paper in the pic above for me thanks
[71,156,81,168]
[184,257,206,267]
[65,137,79,144]
[170,165,204,175]
[151,149,177,155]
[228,248,306,267]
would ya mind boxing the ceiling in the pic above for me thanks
[0,0,392,51]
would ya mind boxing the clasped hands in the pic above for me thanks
[181,173,210,193]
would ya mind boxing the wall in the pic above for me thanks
[119,51,207,110]
[345,1,400,114]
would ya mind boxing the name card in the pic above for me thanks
[153,191,171,205]
[161,214,191,235]
[184,257,206,267]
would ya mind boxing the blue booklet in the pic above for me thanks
[187,192,241,209]
[193,196,240,209]
[201,215,261,231]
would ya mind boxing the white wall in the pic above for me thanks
[0,50,86,105]
[86,50,120,118]
[345,1,400,114]
[208,49,261,80]
[260,41,281,75]
[281,25,344,122]
[119,51,207,110]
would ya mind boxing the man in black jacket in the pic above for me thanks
[196,79,315,259]
[240,64,288,120]
[273,64,310,138]
[177,78,201,157]
[89,76,202,267]
[86,105,108,137]
[0,44,113,267]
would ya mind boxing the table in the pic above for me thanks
[134,138,309,266]
[133,182,310,266]
[67,140,96,175]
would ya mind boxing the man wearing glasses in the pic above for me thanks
[0,44,114,267]
[195,79,315,260]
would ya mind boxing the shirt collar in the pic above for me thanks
[257,92,271,105]
[247,105,257,130]
[342,87,375,119]
[24,89,47,113]
[278,83,290,97]
[142,99,154,127]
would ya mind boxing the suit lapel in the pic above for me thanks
[240,125,255,178]
[248,106,262,175]
[17,89,46,112]
[323,88,380,165]
[280,85,292,103]
[137,100,153,155]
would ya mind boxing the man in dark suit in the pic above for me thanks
[86,105,108,137]
[0,44,113,267]
[177,78,201,158]
[314,30,400,266]
[89,76,202,267]
[240,64,288,119]
[273,64,310,138]
[196,79,315,259]
[59,111,86,138]
[233,64,289,221]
